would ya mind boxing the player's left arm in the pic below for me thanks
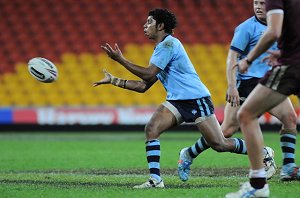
[101,43,160,81]
[125,76,158,93]
[237,10,283,73]
[93,69,157,93]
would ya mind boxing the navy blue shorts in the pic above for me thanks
[163,96,215,124]
[236,77,260,105]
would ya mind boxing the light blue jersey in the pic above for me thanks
[150,35,210,100]
[230,16,278,80]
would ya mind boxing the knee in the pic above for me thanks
[145,122,159,139]
[145,123,154,134]
[237,108,251,124]
[280,111,297,128]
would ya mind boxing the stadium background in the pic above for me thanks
[0,0,299,129]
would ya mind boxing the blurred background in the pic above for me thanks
[0,0,299,128]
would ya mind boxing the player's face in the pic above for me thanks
[253,0,266,23]
[143,16,158,39]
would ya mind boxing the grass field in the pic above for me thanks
[0,131,299,198]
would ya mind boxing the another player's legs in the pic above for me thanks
[268,98,300,181]
[133,104,177,188]
[223,98,276,180]
[227,85,286,197]
[221,103,241,138]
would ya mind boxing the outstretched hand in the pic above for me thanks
[93,69,113,87]
[101,43,123,61]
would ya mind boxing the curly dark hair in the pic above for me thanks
[148,8,177,34]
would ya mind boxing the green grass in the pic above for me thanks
[0,131,299,197]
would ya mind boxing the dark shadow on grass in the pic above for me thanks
[0,179,233,189]
[0,168,245,189]
[2,167,248,177]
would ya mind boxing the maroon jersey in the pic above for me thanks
[266,0,300,65]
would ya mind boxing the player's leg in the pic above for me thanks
[186,91,241,157]
[226,84,286,197]
[179,84,242,167]
[268,98,300,181]
[221,103,240,137]
[269,97,297,130]
[195,114,246,154]
[133,103,178,188]
[178,98,246,182]
[238,84,286,177]
[184,103,240,159]
[180,103,239,163]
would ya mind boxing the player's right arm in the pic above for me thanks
[226,49,240,107]
[227,19,251,106]
[101,43,160,81]
[93,69,157,93]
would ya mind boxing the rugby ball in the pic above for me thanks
[28,57,58,83]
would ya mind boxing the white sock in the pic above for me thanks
[249,168,266,178]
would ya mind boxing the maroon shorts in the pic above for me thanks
[260,65,300,96]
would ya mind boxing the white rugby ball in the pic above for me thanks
[28,57,58,83]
